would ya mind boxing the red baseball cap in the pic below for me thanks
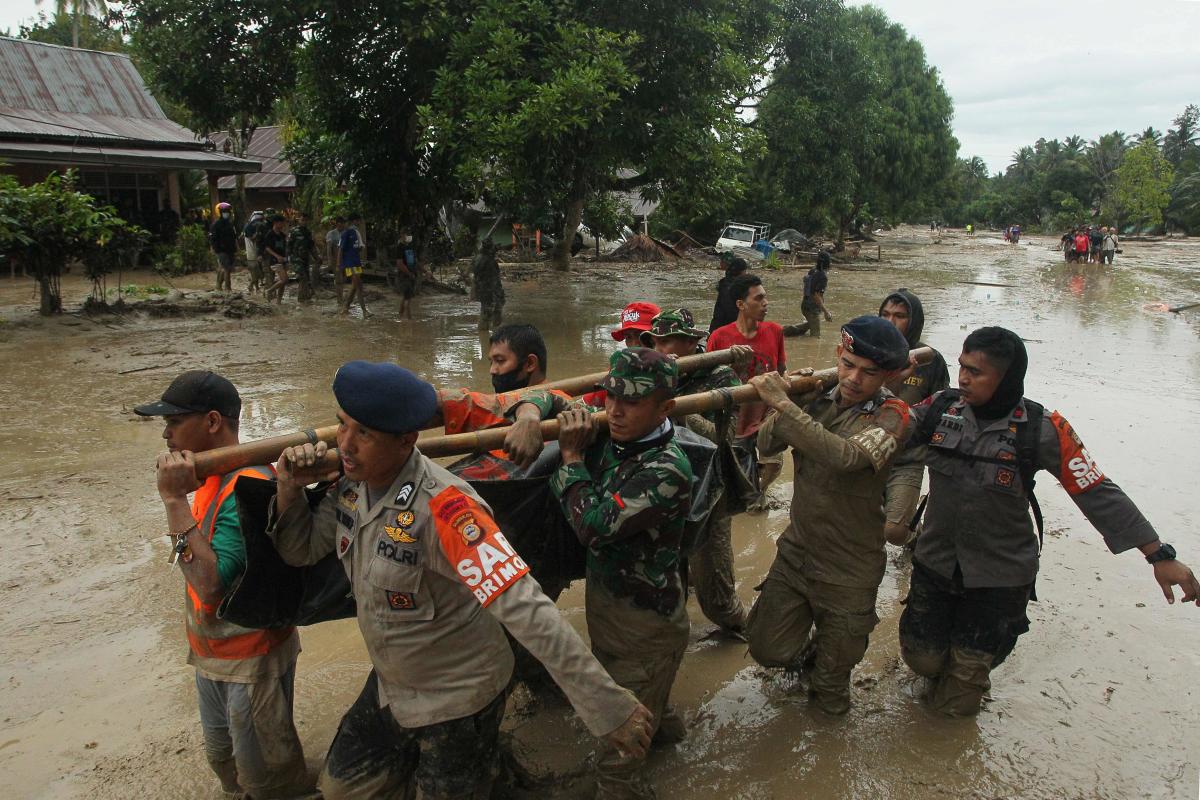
[611,301,661,341]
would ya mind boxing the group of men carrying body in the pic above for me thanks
[142,274,1199,798]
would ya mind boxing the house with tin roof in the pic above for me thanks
[0,36,259,238]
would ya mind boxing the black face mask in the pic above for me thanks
[491,367,531,394]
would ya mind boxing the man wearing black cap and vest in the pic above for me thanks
[878,289,950,545]
[744,316,911,715]
[899,327,1200,716]
[138,371,308,798]
[269,361,651,800]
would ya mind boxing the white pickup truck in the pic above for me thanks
[715,221,771,258]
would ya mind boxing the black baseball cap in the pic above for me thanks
[134,370,241,418]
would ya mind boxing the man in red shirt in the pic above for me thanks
[583,301,662,406]
[708,274,787,508]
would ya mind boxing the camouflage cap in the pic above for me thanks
[640,308,707,345]
[598,347,678,399]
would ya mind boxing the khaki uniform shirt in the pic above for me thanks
[911,395,1158,588]
[269,448,636,735]
[758,387,910,589]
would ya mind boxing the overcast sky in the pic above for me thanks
[2,0,1197,175]
[852,0,1200,173]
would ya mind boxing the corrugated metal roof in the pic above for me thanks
[211,126,296,190]
[0,36,198,146]
[0,140,262,173]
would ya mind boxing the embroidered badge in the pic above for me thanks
[998,450,1016,462]
[394,481,415,507]
[339,488,358,510]
[397,510,415,527]
[338,535,351,556]
[995,468,1015,487]
[386,591,416,610]
[931,432,946,444]
[335,508,355,529]
[384,510,418,543]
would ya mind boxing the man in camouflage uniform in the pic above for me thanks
[877,288,950,545]
[746,316,911,715]
[471,238,504,331]
[287,211,318,304]
[642,308,749,635]
[552,349,694,799]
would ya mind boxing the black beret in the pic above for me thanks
[332,361,437,434]
[839,315,909,370]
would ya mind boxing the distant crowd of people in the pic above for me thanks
[1060,225,1118,264]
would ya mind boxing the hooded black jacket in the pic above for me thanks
[879,289,950,406]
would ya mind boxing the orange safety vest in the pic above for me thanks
[186,465,293,660]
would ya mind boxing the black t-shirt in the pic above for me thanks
[803,268,828,300]
[1090,230,1103,246]
[262,230,288,264]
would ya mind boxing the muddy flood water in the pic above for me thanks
[1,226,1197,799]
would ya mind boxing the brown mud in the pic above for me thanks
[1,227,1198,798]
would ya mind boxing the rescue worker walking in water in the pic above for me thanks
[877,289,950,545]
[552,349,695,798]
[745,316,912,715]
[138,371,308,798]
[899,327,1200,716]
[269,361,652,799]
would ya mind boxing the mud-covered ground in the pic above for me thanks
[1,227,1197,798]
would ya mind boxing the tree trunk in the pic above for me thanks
[38,273,61,316]
[552,194,585,272]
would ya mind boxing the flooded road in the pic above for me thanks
[1,227,1198,798]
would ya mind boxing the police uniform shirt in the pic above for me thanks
[269,448,637,734]
[911,394,1159,588]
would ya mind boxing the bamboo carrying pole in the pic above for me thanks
[193,350,735,478]
[193,347,931,478]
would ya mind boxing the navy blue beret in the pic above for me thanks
[839,315,910,370]
[332,360,438,434]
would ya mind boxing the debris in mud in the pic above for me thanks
[605,234,681,262]
[80,291,277,319]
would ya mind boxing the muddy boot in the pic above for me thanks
[207,756,242,795]
[652,706,686,746]
[809,686,852,716]
[929,647,993,716]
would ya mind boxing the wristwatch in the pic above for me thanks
[1145,542,1177,565]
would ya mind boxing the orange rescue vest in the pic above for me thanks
[186,465,293,660]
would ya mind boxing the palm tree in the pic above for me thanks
[1139,126,1163,147]
[34,0,107,49]
[1163,105,1199,167]
[1063,135,1086,159]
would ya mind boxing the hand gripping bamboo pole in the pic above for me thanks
[193,347,930,478]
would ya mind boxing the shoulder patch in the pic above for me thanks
[429,487,529,607]
[1050,411,1105,495]
[875,397,912,439]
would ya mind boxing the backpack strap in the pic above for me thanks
[1016,399,1045,549]
[912,389,961,446]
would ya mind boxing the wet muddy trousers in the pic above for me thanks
[194,663,307,798]
[319,671,505,800]
[587,582,688,799]
[746,568,879,715]
[688,510,748,632]
[899,561,1033,716]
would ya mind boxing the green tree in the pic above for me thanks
[1163,105,1199,168]
[754,0,955,243]
[0,171,136,315]
[33,0,109,48]
[124,0,302,217]
[424,0,773,269]
[1113,139,1174,232]
[19,9,124,52]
